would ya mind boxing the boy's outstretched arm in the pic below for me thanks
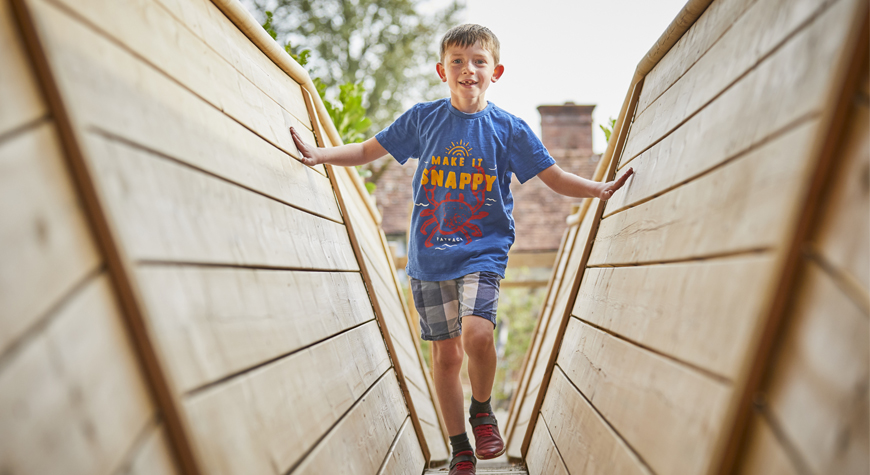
[290,126,388,167]
[537,164,634,201]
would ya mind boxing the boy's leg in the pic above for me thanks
[431,336,466,436]
[460,316,497,403]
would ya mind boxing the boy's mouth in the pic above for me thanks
[459,80,478,86]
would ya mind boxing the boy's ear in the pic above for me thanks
[491,64,505,83]
[436,63,447,82]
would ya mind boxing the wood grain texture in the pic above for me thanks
[607,0,859,214]
[30,0,337,220]
[626,0,832,161]
[85,135,357,270]
[635,0,756,117]
[507,214,593,458]
[525,415,569,475]
[184,321,392,475]
[762,263,869,474]
[136,266,375,392]
[813,100,870,292]
[119,423,181,475]
[736,414,800,475]
[378,417,427,475]
[0,276,156,475]
[0,0,45,138]
[591,120,818,266]
[558,318,732,475]
[573,255,777,379]
[0,123,100,357]
[539,368,650,475]
[47,0,316,165]
[293,371,408,475]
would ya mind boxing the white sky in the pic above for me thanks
[450,0,689,153]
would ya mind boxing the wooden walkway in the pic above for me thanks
[424,462,528,475]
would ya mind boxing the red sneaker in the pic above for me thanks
[449,450,476,475]
[469,413,505,459]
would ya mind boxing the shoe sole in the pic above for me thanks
[475,445,507,460]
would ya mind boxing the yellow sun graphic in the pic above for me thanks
[446,140,473,157]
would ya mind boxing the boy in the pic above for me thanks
[290,24,632,475]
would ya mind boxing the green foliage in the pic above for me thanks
[263,11,312,65]
[599,116,617,144]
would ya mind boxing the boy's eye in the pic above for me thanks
[452,59,462,64]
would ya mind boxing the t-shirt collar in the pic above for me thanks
[446,99,494,119]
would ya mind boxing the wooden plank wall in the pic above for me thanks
[0,0,178,472]
[1,0,445,472]
[514,0,870,473]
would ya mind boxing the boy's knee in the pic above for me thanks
[433,339,464,369]
[462,317,495,355]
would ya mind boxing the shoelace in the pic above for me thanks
[473,424,493,437]
[455,460,474,470]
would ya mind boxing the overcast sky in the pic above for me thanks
[452,0,689,153]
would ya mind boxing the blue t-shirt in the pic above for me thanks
[376,99,556,281]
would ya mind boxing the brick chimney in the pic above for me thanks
[509,102,599,253]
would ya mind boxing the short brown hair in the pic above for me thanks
[440,24,500,65]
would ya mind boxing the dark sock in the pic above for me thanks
[449,433,473,456]
[469,396,493,417]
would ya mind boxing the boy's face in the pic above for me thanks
[437,42,504,111]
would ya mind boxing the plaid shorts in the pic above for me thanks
[410,272,501,341]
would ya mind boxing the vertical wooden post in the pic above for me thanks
[9,1,202,473]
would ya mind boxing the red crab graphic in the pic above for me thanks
[419,164,489,248]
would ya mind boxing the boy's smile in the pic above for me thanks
[437,42,504,114]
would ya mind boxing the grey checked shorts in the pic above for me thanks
[410,272,501,341]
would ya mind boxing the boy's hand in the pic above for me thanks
[597,167,634,201]
[290,126,321,167]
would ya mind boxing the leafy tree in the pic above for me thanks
[246,0,462,134]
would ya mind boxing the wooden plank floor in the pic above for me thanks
[424,462,528,475]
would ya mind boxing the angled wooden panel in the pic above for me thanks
[812,100,870,291]
[84,135,356,269]
[378,417,427,475]
[573,255,777,379]
[0,0,45,137]
[539,368,650,475]
[736,414,800,475]
[184,321,391,475]
[30,0,337,221]
[607,0,859,216]
[136,266,375,392]
[625,0,833,162]
[591,120,818,266]
[293,372,408,474]
[0,277,157,475]
[759,264,869,473]
[558,318,732,474]
[48,0,318,167]
[0,123,100,356]
[122,425,180,475]
[525,414,569,475]
[635,0,756,116]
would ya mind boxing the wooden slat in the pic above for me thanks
[558,318,732,475]
[48,0,318,166]
[591,120,818,266]
[762,263,869,474]
[184,321,391,475]
[525,415,569,475]
[378,417,427,475]
[0,123,100,357]
[813,100,870,291]
[31,0,338,221]
[539,368,650,475]
[0,276,155,475]
[84,134,357,269]
[635,0,756,116]
[292,371,408,474]
[136,266,375,392]
[154,0,312,131]
[607,0,859,214]
[507,211,593,458]
[419,419,449,464]
[0,0,45,138]
[120,424,180,475]
[573,255,777,379]
[625,0,831,161]
[736,414,800,475]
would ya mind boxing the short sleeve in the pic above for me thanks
[375,104,421,165]
[508,118,556,183]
